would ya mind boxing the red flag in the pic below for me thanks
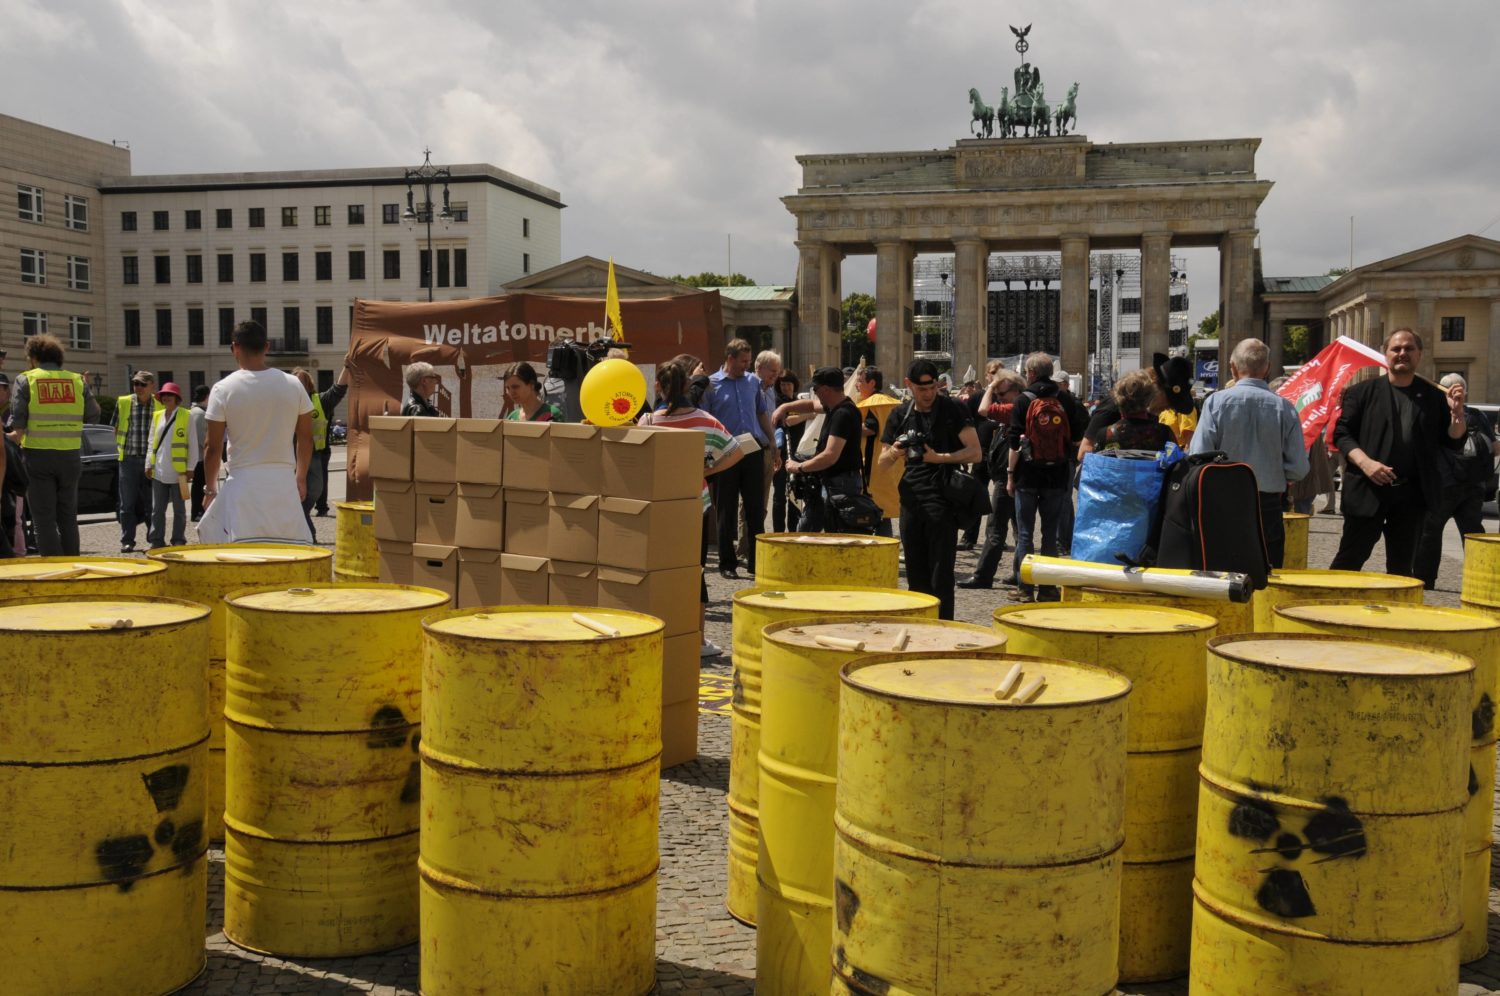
[1276,336,1387,450]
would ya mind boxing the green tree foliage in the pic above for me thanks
[1188,311,1220,349]
[95,394,117,426]
[1282,324,1311,365]
[1326,267,1350,278]
[669,272,758,288]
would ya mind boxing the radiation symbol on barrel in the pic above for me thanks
[1227,794,1368,918]
[95,763,203,891]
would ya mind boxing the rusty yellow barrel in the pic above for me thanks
[1067,585,1255,638]
[995,603,1216,982]
[420,607,663,995]
[1251,568,1423,632]
[335,500,378,580]
[728,586,939,926]
[834,652,1129,995]
[756,619,1004,995]
[1192,635,1470,995]
[1271,601,1500,963]
[0,595,209,996]
[754,533,901,589]
[1281,512,1310,570]
[149,543,333,841]
[1461,533,1500,610]
[0,555,166,599]
[222,582,448,957]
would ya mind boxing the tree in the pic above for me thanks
[1326,267,1350,278]
[669,272,757,288]
[839,293,877,367]
[1282,324,1311,365]
[1187,311,1220,349]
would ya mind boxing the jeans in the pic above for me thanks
[1330,489,1424,577]
[23,448,82,557]
[900,501,959,619]
[149,478,188,548]
[1414,484,1486,588]
[771,468,791,532]
[713,451,764,572]
[191,461,206,520]
[118,453,152,547]
[796,471,865,533]
[301,448,327,536]
[315,447,331,514]
[972,480,1017,584]
[1011,487,1068,590]
[1057,475,1077,556]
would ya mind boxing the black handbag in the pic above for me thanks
[944,467,990,517]
[827,491,883,534]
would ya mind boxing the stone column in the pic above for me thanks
[1059,234,1090,379]
[1353,307,1366,346]
[1217,229,1256,375]
[795,240,826,375]
[875,240,914,378]
[1364,299,1384,353]
[1487,299,1500,402]
[1267,318,1284,375]
[1139,232,1172,363]
[953,238,988,381]
[1416,297,1437,349]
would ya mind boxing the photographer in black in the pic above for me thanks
[878,359,981,619]
[781,367,865,531]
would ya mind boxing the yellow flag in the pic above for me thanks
[605,257,624,340]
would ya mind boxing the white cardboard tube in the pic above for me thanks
[572,613,620,638]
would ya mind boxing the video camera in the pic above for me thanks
[546,336,632,381]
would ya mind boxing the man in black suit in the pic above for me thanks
[1330,328,1466,576]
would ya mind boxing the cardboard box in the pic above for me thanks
[601,426,705,501]
[547,560,597,606]
[504,489,550,557]
[410,543,458,601]
[548,493,599,564]
[595,565,701,637]
[457,548,504,609]
[413,418,458,482]
[377,540,413,585]
[455,419,504,485]
[661,699,698,769]
[455,483,504,551]
[415,482,458,545]
[500,554,550,605]
[550,423,603,495]
[662,632,701,705]
[367,415,414,481]
[597,497,702,571]
[372,479,416,543]
[502,420,551,489]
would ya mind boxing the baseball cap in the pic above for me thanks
[0,372,9,387]
[131,370,155,385]
[810,366,844,389]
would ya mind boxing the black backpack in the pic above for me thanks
[1152,451,1270,589]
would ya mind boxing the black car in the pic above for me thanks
[79,425,118,514]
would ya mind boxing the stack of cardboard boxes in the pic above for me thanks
[366,415,706,765]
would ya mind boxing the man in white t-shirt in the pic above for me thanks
[198,320,315,544]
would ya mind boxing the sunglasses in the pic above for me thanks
[910,378,938,388]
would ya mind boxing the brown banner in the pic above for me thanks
[345,292,723,498]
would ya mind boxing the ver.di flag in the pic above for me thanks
[605,257,625,341]
[1275,335,1387,450]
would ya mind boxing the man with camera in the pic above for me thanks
[879,359,981,619]
[780,366,867,532]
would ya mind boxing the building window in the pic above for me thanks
[248,207,265,228]
[124,309,141,347]
[185,209,202,230]
[283,306,301,348]
[282,252,299,282]
[522,217,530,238]
[315,251,332,281]
[68,316,92,350]
[186,254,203,284]
[157,370,174,388]
[454,248,467,288]
[216,208,233,229]
[419,249,430,289]
[449,202,468,223]
[121,210,138,231]
[437,248,450,288]
[156,308,173,346]
[383,249,400,279]
[249,252,266,282]
[190,370,206,395]
[64,194,88,231]
[217,253,234,283]
[17,184,43,222]
[314,205,331,227]
[1442,317,1466,342]
[251,306,267,333]
[154,254,171,284]
[382,203,399,224]
[218,307,235,345]
[153,210,169,231]
[316,305,334,345]
[523,252,530,274]
[281,206,297,227]
[349,249,366,280]
[22,312,47,336]
[122,255,138,285]
[348,204,365,225]
[20,248,46,285]
[67,255,90,291]
[187,308,204,346]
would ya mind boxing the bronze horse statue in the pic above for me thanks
[967,88,994,138]
[1054,82,1079,136]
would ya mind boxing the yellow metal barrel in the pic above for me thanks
[420,607,663,996]
[1251,568,1423,631]
[728,586,939,926]
[1461,533,1500,610]
[995,603,1217,982]
[1192,635,1471,995]
[835,652,1129,996]
[756,618,1005,995]
[222,582,448,957]
[1271,600,1500,962]
[148,542,333,841]
[1281,512,1310,569]
[754,533,901,589]
[1069,585,1255,638]
[0,555,166,599]
[335,500,379,579]
[0,595,210,996]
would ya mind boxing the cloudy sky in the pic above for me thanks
[6,0,1499,325]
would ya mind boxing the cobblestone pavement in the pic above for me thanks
[56,492,1500,993]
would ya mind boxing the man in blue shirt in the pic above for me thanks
[704,338,778,577]
[1190,337,1308,567]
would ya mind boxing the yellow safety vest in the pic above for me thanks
[22,369,86,451]
[116,395,164,460]
[149,406,192,475]
[311,393,328,452]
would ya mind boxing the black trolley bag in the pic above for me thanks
[1151,450,1271,589]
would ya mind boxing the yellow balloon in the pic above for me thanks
[580,358,648,426]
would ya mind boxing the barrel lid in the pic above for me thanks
[0,557,163,580]
[1214,635,1473,676]
[426,607,662,641]
[150,543,331,564]
[1277,601,1499,634]
[227,584,448,613]
[1266,569,1419,591]
[765,618,1003,653]
[736,587,938,612]
[759,532,898,548]
[0,597,207,631]
[997,604,1216,634]
[337,500,375,512]
[845,656,1130,707]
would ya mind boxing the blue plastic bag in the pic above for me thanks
[1072,449,1169,566]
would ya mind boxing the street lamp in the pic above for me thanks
[403,148,452,302]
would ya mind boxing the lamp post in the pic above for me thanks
[402,148,452,303]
